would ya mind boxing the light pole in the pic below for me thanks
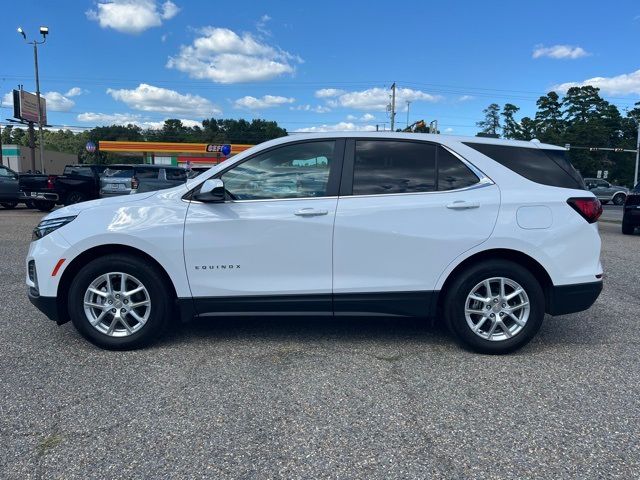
[18,26,48,173]
[635,121,640,187]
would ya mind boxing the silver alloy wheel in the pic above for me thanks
[464,277,530,342]
[83,272,151,337]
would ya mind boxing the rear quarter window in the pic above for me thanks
[463,142,585,189]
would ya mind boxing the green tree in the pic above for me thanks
[501,103,522,139]
[477,103,501,136]
[535,92,564,143]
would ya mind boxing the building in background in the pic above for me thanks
[0,145,77,174]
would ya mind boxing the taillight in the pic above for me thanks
[46,175,56,189]
[567,197,602,224]
[131,176,139,189]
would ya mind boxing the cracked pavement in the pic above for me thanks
[1,207,639,479]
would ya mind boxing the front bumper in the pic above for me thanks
[28,289,60,323]
[547,280,603,316]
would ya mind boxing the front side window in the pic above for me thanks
[221,141,335,200]
[0,167,14,177]
[353,140,436,195]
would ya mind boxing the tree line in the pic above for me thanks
[0,118,287,164]
[477,86,640,186]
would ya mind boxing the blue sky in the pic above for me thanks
[1,0,639,137]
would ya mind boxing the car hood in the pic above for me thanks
[43,191,158,220]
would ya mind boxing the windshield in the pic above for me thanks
[104,168,133,178]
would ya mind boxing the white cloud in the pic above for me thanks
[86,0,180,34]
[315,88,345,98]
[361,113,375,121]
[256,14,271,36]
[234,95,295,109]
[552,69,640,95]
[458,95,474,102]
[107,83,221,117]
[65,87,87,97]
[318,87,441,111]
[77,111,200,129]
[532,44,590,60]
[444,127,454,133]
[291,104,331,113]
[295,122,377,133]
[167,27,301,83]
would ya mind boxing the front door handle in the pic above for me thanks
[294,208,329,217]
[446,201,480,210]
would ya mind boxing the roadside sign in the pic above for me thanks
[12,89,47,124]
[86,141,97,153]
[603,170,609,179]
[597,170,602,178]
[206,144,232,156]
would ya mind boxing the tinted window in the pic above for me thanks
[633,183,640,193]
[0,167,14,177]
[104,167,133,178]
[63,166,93,176]
[353,140,436,195]
[136,169,160,179]
[222,141,335,200]
[166,168,187,181]
[465,143,584,189]
[437,147,479,191]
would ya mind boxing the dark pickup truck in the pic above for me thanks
[19,164,107,211]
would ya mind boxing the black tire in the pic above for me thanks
[68,254,171,349]
[1,202,18,209]
[443,259,545,354]
[612,193,626,206]
[33,200,55,212]
[64,191,86,206]
[601,200,609,205]
[25,201,35,209]
[622,220,635,235]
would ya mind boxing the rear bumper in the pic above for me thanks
[547,280,603,316]
[20,191,59,202]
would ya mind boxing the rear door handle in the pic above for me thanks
[446,201,480,210]
[294,208,329,217]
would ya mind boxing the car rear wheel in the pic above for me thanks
[612,193,626,206]
[68,254,171,349]
[444,259,545,354]
[64,191,86,205]
[1,202,17,209]
[33,200,55,212]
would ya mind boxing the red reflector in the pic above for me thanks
[51,258,66,277]
[567,197,602,224]
[131,176,139,189]
[46,175,56,189]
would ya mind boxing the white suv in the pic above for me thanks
[26,133,603,354]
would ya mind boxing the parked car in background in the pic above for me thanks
[100,164,187,197]
[622,182,640,235]
[55,164,107,205]
[27,133,603,354]
[131,166,187,194]
[0,165,20,209]
[18,164,109,211]
[18,172,58,211]
[584,178,628,205]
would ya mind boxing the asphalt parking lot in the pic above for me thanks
[1,206,638,479]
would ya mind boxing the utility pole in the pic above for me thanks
[390,82,396,132]
[635,121,640,186]
[18,26,48,173]
[406,101,411,128]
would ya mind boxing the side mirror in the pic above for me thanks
[193,178,225,203]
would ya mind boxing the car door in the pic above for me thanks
[0,166,20,201]
[332,139,500,316]
[184,139,344,315]
[591,180,610,200]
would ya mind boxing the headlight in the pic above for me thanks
[32,216,77,241]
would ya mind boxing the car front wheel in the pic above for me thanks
[444,260,545,354]
[68,254,171,349]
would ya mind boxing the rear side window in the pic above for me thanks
[353,140,436,195]
[464,142,584,189]
[437,147,479,191]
